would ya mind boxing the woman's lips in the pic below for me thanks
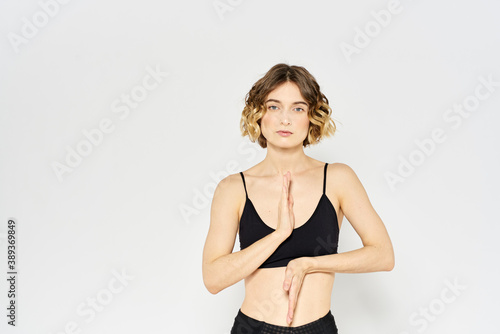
[277,131,292,137]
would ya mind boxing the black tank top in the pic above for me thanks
[238,163,339,268]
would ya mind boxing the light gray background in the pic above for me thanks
[1,0,499,333]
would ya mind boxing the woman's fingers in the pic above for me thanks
[283,171,289,195]
[283,259,306,325]
[282,173,288,205]
[281,171,289,209]
[284,171,293,219]
[283,264,293,291]
[287,275,302,325]
[278,171,294,236]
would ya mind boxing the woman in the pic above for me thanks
[202,64,394,333]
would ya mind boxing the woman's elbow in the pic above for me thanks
[203,278,222,295]
[382,247,395,271]
[202,267,223,295]
[384,257,395,271]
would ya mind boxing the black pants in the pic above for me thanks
[230,309,338,334]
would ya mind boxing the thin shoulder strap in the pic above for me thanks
[323,163,329,194]
[240,172,248,198]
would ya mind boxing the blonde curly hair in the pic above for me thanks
[240,63,336,148]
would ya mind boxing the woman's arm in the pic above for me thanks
[306,163,395,273]
[202,172,294,295]
[283,163,394,324]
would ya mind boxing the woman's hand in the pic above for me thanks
[283,257,312,325]
[276,171,295,239]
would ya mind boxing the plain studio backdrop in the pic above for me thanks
[1,0,499,333]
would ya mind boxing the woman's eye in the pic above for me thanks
[268,105,278,110]
[294,107,305,112]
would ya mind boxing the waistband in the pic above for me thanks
[232,308,338,334]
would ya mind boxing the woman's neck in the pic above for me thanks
[259,143,312,176]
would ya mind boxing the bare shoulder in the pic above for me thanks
[211,172,246,218]
[213,172,245,200]
[327,162,358,180]
[326,162,364,194]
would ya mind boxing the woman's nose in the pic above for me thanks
[280,115,291,125]
[279,109,292,125]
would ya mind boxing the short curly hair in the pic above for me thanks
[240,63,336,148]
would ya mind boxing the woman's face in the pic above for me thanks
[260,81,310,149]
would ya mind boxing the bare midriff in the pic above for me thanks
[240,266,335,327]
